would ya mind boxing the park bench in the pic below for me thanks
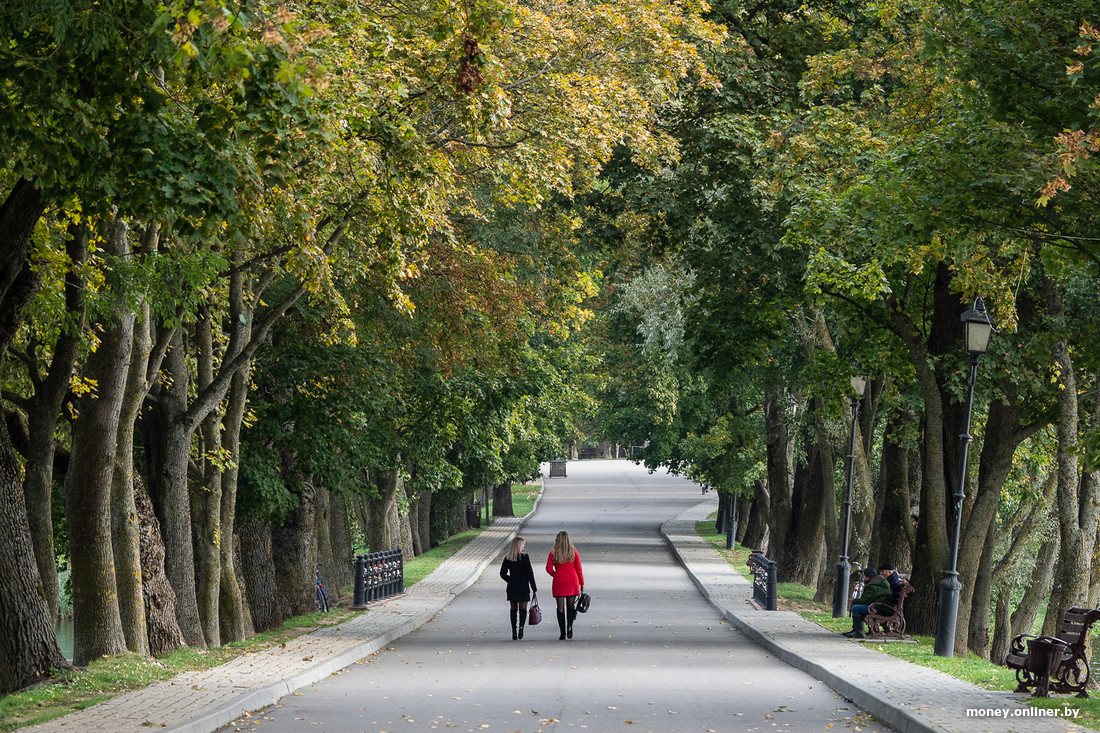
[1005,607,1100,698]
[864,581,914,639]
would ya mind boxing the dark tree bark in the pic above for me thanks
[764,387,792,558]
[143,329,205,647]
[134,475,185,656]
[193,307,224,648]
[492,480,514,517]
[239,518,282,632]
[329,491,353,599]
[112,302,152,656]
[65,217,135,666]
[272,481,316,620]
[415,490,433,553]
[869,414,916,572]
[367,467,402,552]
[739,482,766,548]
[777,401,829,586]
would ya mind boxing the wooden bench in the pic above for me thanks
[864,581,914,639]
[1005,607,1100,698]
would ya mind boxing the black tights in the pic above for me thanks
[510,600,529,617]
[555,596,576,615]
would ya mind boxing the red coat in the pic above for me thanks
[546,550,584,597]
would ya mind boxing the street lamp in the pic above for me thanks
[934,296,995,657]
[833,374,868,618]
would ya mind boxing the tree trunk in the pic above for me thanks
[272,481,316,620]
[239,518,282,632]
[739,482,766,548]
[778,406,829,586]
[1012,537,1059,638]
[764,387,792,560]
[990,585,1013,665]
[367,467,402,552]
[112,302,152,656]
[329,491,353,600]
[1043,279,1090,633]
[315,483,336,604]
[957,394,1042,654]
[144,329,206,647]
[870,415,915,571]
[65,217,134,666]
[492,480,514,517]
[217,266,253,643]
[884,285,951,638]
[193,308,224,648]
[135,474,185,656]
[416,490,433,552]
[0,417,71,693]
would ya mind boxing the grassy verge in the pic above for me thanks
[694,521,1100,731]
[2,481,544,731]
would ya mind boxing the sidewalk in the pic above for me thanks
[662,497,1090,733]
[27,492,1093,733]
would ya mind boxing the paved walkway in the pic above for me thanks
[26,483,1093,733]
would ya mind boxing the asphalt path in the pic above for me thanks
[223,460,884,733]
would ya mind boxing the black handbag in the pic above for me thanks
[528,593,542,625]
[576,592,591,613]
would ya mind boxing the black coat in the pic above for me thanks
[500,553,537,602]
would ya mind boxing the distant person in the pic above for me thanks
[500,537,538,640]
[843,565,892,639]
[546,530,585,640]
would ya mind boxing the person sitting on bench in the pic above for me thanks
[843,565,893,639]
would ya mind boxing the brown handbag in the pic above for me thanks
[528,593,542,625]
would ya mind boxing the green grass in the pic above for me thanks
[695,518,1100,730]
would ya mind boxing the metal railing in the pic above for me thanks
[748,550,777,611]
[350,549,404,609]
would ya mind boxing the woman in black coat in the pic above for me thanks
[500,536,538,640]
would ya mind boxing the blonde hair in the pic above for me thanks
[552,531,576,564]
[506,537,525,562]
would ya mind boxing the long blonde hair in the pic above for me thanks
[552,531,576,564]
[506,537,526,562]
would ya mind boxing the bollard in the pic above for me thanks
[351,555,368,609]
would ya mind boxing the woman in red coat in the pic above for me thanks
[546,530,584,640]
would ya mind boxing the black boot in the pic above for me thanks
[518,616,525,640]
[842,618,866,639]
[510,608,518,640]
[557,610,566,640]
[567,606,576,639]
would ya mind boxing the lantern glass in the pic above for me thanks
[850,375,867,397]
[964,320,993,354]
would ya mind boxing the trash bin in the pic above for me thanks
[1026,637,1067,697]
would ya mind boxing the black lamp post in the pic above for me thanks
[934,296,994,657]
[832,374,867,618]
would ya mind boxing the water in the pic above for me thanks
[56,617,74,661]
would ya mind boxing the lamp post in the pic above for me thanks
[934,296,994,657]
[833,374,868,618]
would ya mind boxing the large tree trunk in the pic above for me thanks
[112,301,152,656]
[272,480,316,620]
[764,387,792,559]
[777,404,829,586]
[135,475,185,656]
[193,308,224,648]
[329,491,353,600]
[217,265,253,643]
[1043,278,1091,632]
[65,217,135,666]
[0,178,69,693]
[239,518,282,632]
[0,419,71,693]
[741,480,769,550]
[492,481,514,517]
[884,282,952,638]
[870,414,916,571]
[144,329,206,648]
